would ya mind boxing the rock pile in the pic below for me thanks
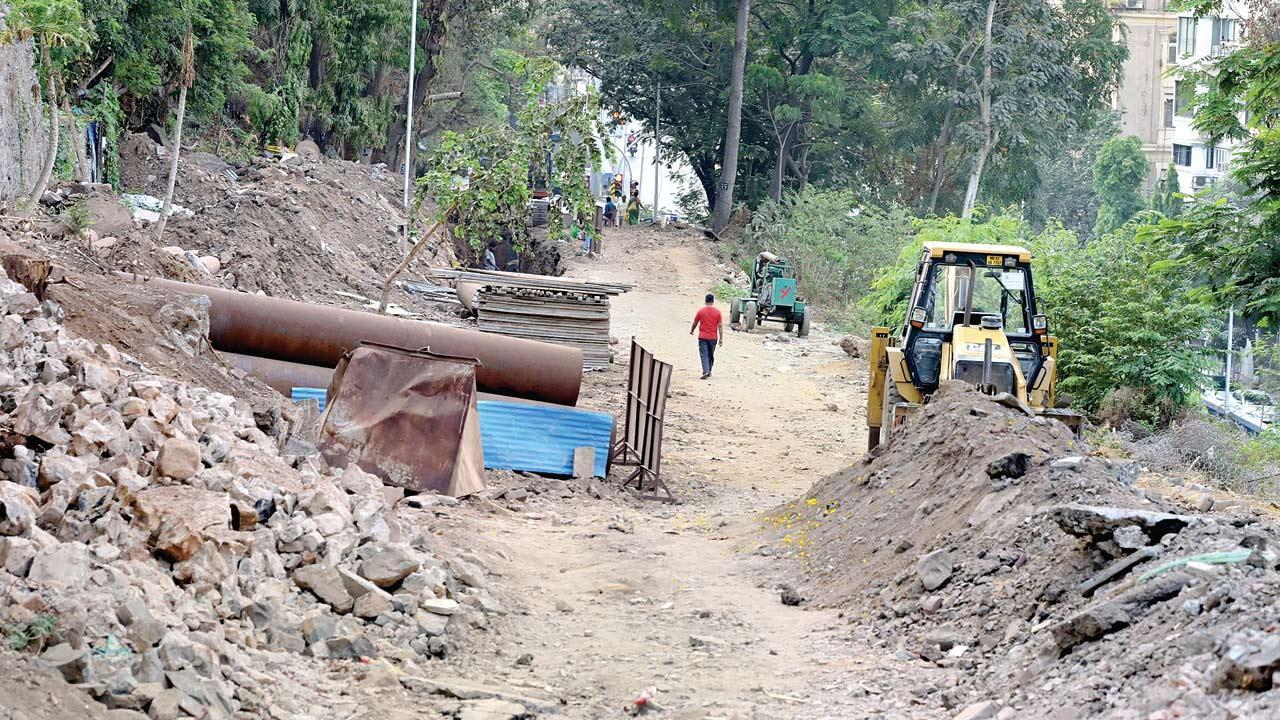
[0,268,505,719]
[767,381,1280,718]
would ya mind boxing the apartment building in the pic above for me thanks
[1111,0,1178,194]
[1167,2,1249,195]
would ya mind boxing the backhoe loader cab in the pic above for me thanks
[866,242,1081,450]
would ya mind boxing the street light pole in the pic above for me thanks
[402,0,419,213]
[652,82,661,222]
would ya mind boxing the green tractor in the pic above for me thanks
[730,252,811,337]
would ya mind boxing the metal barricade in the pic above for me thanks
[610,338,675,502]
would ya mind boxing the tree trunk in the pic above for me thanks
[153,84,188,246]
[382,0,448,169]
[26,66,59,211]
[711,0,751,234]
[927,106,954,214]
[962,0,998,219]
[768,122,795,202]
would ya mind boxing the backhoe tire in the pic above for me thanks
[881,372,906,445]
[798,310,811,337]
[730,299,742,325]
[744,302,757,332]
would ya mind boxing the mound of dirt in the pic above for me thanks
[765,381,1280,717]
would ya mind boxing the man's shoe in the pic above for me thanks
[700,373,709,380]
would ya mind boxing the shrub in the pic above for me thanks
[739,189,914,330]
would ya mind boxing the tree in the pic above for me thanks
[546,0,740,213]
[1091,135,1148,236]
[0,0,90,210]
[1152,163,1183,217]
[891,0,1126,216]
[420,57,605,253]
[711,0,750,234]
[1150,0,1280,326]
[154,28,194,247]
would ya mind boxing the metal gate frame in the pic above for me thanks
[610,337,674,502]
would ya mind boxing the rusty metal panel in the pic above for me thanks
[319,343,486,497]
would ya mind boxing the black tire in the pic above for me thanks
[730,299,741,325]
[881,372,906,444]
[784,321,794,332]
[798,310,811,338]
[744,302,757,331]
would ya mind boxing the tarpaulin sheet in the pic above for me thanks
[291,387,327,411]
[319,343,486,497]
[477,400,613,477]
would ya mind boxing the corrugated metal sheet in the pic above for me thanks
[291,387,327,411]
[477,400,613,477]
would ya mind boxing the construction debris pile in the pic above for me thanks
[0,269,515,719]
[766,382,1280,718]
[441,269,629,371]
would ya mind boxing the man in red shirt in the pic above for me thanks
[689,293,724,379]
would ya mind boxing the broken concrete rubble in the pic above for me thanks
[0,268,504,720]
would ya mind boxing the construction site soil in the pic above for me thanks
[3,143,1280,720]
[763,382,1280,718]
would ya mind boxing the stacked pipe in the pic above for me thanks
[121,275,583,406]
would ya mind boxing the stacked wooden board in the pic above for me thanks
[428,269,630,371]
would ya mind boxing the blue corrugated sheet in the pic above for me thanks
[477,400,613,477]
[291,387,328,412]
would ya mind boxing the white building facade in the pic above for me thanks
[1168,2,1249,194]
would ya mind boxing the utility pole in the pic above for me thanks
[1225,306,1234,411]
[402,0,419,213]
[652,82,661,223]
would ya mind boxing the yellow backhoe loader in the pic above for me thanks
[866,242,1083,450]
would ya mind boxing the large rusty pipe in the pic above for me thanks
[223,352,580,410]
[126,275,582,405]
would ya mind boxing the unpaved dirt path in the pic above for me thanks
[442,227,933,719]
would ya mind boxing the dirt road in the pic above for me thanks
[442,227,934,719]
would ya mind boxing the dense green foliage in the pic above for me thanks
[548,0,1125,218]
[1033,218,1212,426]
[1091,135,1148,237]
[1148,20,1280,326]
[1151,163,1183,217]
[420,57,605,251]
[739,189,914,327]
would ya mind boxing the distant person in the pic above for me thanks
[626,192,641,225]
[689,293,724,380]
[483,241,498,270]
[604,197,617,226]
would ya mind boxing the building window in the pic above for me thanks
[1125,0,1145,7]
[1211,17,1238,56]
[1178,17,1197,56]
[1167,33,1178,64]
[1163,97,1175,127]
[1174,81,1194,117]
[1205,145,1217,169]
[1173,144,1192,167]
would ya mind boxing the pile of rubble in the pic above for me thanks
[766,382,1280,718]
[0,269,514,719]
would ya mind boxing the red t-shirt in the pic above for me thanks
[694,306,722,340]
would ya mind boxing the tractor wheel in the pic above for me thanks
[744,302,758,332]
[784,320,794,332]
[798,310,811,338]
[881,372,906,444]
[730,299,741,325]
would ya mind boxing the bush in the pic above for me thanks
[1032,216,1212,424]
[739,189,914,331]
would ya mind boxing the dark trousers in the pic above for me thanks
[698,338,717,376]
